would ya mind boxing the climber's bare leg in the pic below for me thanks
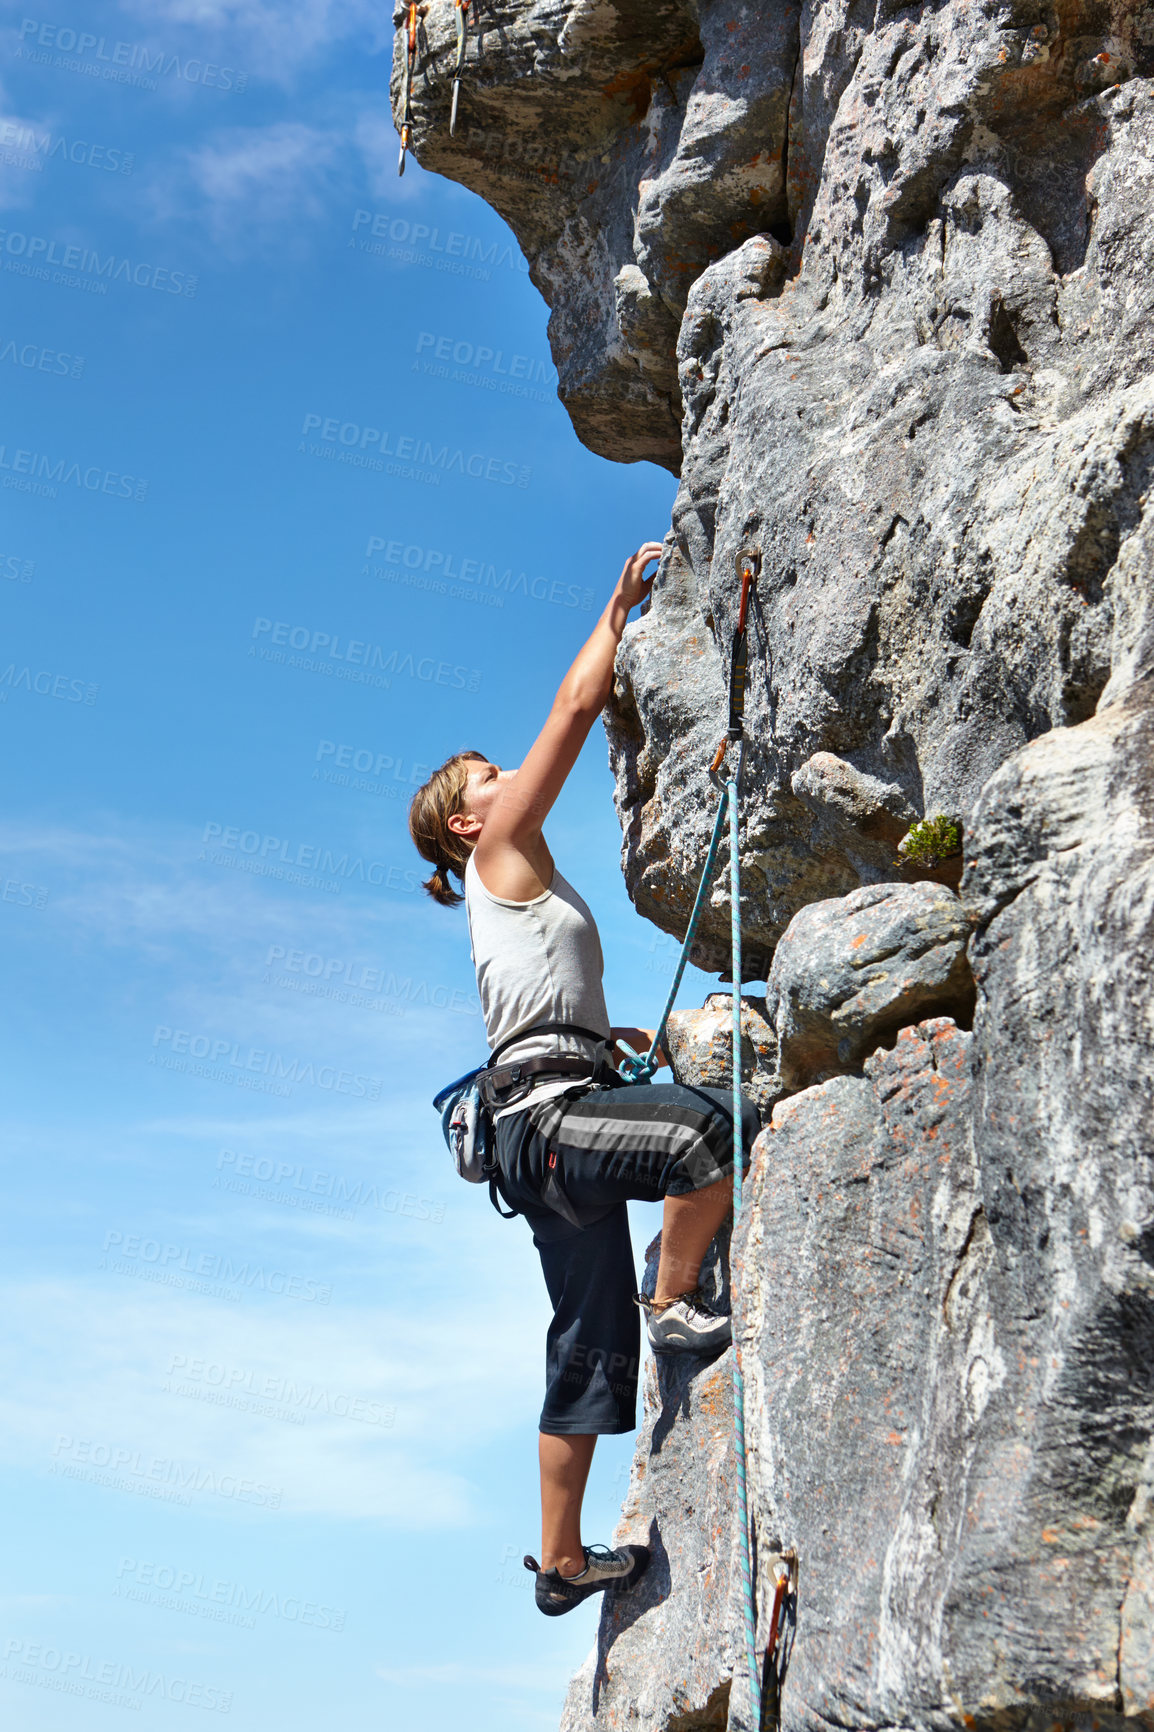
[654,1178,733,1304]
[539,1431,596,1576]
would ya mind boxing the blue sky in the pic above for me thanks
[0,4,725,1728]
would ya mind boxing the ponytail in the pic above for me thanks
[422,864,464,909]
[408,751,487,908]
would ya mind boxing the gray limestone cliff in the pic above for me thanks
[393,5,1154,1729]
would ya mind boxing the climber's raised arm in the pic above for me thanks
[473,541,661,899]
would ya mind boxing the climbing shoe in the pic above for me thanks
[523,1543,650,1617]
[635,1288,732,1355]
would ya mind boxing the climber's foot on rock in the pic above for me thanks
[636,1288,732,1355]
[524,1543,650,1617]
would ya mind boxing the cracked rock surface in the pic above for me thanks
[769,880,974,1089]
[665,991,783,1121]
[396,0,1154,959]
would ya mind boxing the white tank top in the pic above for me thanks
[463,854,611,1118]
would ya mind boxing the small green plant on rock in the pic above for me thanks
[897,815,961,869]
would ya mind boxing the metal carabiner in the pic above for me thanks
[398,0,421,175]
[450,0,469,135]
[710,550,760,774]
[734,547,761,588]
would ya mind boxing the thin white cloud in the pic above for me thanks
[0,87,56,213]
[0,814,564,1538]
[0,816,478,1085]
[163,119,346,241]
[145,102,432,248]
[114,0,388,84]
[0,1278,543,1524]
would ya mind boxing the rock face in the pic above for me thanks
[769,881,974,1089]
[731,685,1154,1732]
[960,676,1154,1724]
[391,0,798,468]
[665,992,783,1121]
[392,6,1154,1730]
[735,1016,986,1730]
[394,0,1154,962]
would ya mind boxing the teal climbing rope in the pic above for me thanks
[614,786,730,1084]
[728,740,759,1729]
[616,550,765,1729]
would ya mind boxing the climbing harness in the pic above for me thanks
[450,0,471,135]
[615,547,780,1729]
[397,0,422,175]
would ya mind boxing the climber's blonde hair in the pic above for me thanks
[408,750,488,907]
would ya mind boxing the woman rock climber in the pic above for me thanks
[408,540,758,1617]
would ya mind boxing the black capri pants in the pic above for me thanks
[493,1080,759,1437]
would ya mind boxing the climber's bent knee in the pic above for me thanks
[492,1082,759,1435]
[497,1080,757,1212]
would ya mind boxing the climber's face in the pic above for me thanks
[450,760,518,842]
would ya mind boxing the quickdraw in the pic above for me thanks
[766,1549,799,1667]
[760,1550,800,1730]
[710,547,759,775]
[450,0,471,135]
[397,0,422,176]
[396,0,477,172]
